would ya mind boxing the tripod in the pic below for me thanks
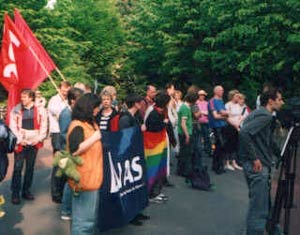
[268,122,300,235]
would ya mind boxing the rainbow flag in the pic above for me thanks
[143,130,168,191]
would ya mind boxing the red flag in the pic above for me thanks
[0,14,28,124]
[14,9,56,89]
[0,13,27,91]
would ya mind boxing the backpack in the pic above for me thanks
[188,167,212,191]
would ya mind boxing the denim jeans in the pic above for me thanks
[72,190,99,235]
[243,161,271,235]
[61,183,72,216]
[11,146,38,195]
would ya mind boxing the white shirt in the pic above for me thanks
[47,94,68,133]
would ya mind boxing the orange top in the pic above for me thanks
[67,120,103,192]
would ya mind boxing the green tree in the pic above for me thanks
[126,0,300,105]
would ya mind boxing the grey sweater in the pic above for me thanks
[239,107,280,168]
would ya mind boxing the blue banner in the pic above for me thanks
[98,127,148,231]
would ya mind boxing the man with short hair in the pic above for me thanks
[10,89,48,204]
[145,85,157,106]
[240,88,284,235]
[208,85,228,174]
[48,81,71,203]
[119,94,144,130]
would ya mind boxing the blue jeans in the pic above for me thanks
[11,146,37,196]
[72,190,99,235]
[61,183,72,216]
[243,161,271,235]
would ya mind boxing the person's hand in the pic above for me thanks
[20,141,27,146]
[253,159,263,172]
[141,124,146,132]
[163,118,169,124]
[92,130,101,141]
[31,141,38,146]
[185,135,190,144]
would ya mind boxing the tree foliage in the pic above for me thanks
[126,0,300,105]
[0,0,125,99]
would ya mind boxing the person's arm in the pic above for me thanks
[9,107,23,144]
[239,114,273,172]
[72,130,101,156]
[68,126,101,155]
[181,117,190,144]
[36,107,48,143]
[211,100,228,120]
[118,115,131,130]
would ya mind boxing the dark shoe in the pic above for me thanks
[11,195,21,205]
[52,197,62,204]
[130,217,143,226]
[22,192,35,200]
[163,180,174,187]
[136,213,150,220]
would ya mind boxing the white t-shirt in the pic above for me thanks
[225,101,243,128]
[47,94,68,133]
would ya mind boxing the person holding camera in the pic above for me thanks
[239,88,284,235]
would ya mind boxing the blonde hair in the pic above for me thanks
[228,89,239,101]
[101,86,116,96]
[239,93,246,100]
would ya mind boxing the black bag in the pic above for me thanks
[0,151,8,182]
[0,120,16,153]
[188,167,212,191]
[5,126,17,153]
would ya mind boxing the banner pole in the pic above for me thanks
[28,46,69,107]
[55,67,66,81]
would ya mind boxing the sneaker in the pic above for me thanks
[224,164,235,171]
[233,164,243,170]
[158,193,169,201]
[149,196,164,204]
[60,215,72,221]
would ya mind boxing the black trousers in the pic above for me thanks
[11,146,37,196]
[50,133,65,201]
[212,127,226,172]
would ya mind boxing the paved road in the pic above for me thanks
[1,138,249,235]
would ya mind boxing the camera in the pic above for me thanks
[277,97,300,128]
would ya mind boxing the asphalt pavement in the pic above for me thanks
[0,139,249,235]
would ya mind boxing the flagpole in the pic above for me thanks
[55,67,66,81]
[28,46,69,107]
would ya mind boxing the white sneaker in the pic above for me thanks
[233,164,243,170]
[225,164,235,171]
[61,215,72,221]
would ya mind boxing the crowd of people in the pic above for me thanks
[0,81,285,235]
